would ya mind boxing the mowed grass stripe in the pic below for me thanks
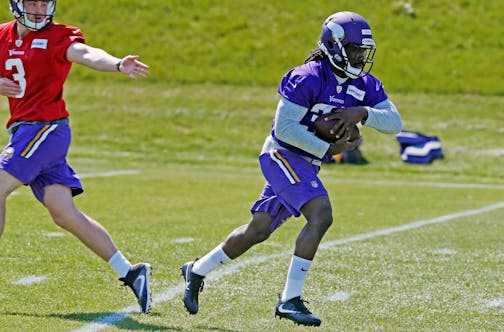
[74,201,504,332]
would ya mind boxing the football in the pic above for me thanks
[314,116,360,143]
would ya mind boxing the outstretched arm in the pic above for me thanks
[66,42,149,80]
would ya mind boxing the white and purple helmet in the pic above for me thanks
[10,0,56,31]
[319,11,376,78]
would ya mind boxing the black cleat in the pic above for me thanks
[180,260,205,314]
[119,263,152,314]
[275,296,321,327]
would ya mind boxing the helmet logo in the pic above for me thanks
[326,22,345,42]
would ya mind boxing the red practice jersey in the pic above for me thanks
[0,21,85,128]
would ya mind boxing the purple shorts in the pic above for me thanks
[0,123,83,203]
[251,149,328,232]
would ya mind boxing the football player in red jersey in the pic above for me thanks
[0,0,152,313]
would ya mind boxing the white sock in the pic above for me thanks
[108,250,132,278]
[192,244,231,276]
[281,255,312,302]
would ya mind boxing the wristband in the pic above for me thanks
[115,61,121,72]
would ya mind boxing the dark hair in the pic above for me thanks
[304,48,326,63]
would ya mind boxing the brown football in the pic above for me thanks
[314,116,360,143]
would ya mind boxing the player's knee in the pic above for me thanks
[245,222,271,244]
[251,229,270,243]
[302,196,333,231]
[247,212,272,244]
[49,210,73,230]
[312,210,333,232]
[51,213,67,229]
[320,213,333,231]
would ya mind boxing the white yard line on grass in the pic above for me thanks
[327,291,354,302]
[331,178,504,190]
[12,275,48,286]
[74,201,504,332]
[43,232,66,237]
[8,170,139,198]
[485,298,504,308]
[320,202,504,249]
[79,170,141,179]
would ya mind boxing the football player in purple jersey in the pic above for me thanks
[181,11,402,326]
[0,0,151,313]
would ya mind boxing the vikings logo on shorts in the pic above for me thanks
[0,146,14,162]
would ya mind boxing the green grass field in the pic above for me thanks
[0,82,502,331]
[0,0,503,331]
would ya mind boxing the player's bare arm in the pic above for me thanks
[66,42,150,80]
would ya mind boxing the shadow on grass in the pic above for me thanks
[2,311,241,331]
[2,311,180,331]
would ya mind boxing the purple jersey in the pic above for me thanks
[273,58,388,158]
[251,58,390,232]
[278,58,388,110]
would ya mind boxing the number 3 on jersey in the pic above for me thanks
[5,58,26,98]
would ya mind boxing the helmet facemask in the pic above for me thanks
[319,12,376,79]
[10,0,57,31]
[341,43,375,78]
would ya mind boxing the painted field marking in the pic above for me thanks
[12,275,47,286]
[320,202,504,249]
[79,170,140,179]
[74,201,504,332]
[434,248,457,255]
[7,170,140,199]
[485,298,504,308]
[330,178,504,190]
[43,232,66,237]
[172,237,194,243]
[327,291,354,302]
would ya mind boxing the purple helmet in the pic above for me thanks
[10,0,56,31]
[319,11,376,78]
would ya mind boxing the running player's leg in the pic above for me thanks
[275,196,332,327]
[0,170,22,237]
[181,211,274,314]
[295,195,333,260]
[44,183,118,260]
[43,183,152,313]
[262,150,330,326]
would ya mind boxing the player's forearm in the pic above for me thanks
[274,97,329,158]
[363,100,402,134]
